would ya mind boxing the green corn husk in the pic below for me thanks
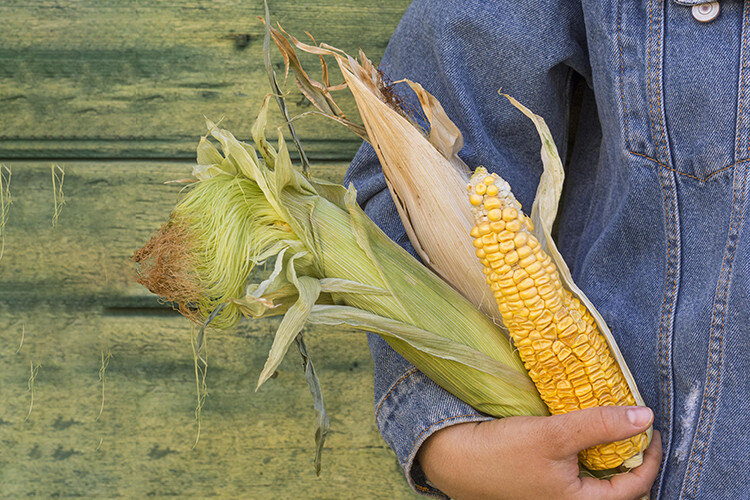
[133,96,547,422]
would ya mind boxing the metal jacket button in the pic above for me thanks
[692,2,720,22]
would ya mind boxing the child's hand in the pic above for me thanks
[417,406,662,500]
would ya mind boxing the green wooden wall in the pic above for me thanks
[0,1,417,497]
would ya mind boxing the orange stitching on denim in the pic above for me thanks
[654,1,669,163]
[687,167,747,498]
[407,413,479,460]
[414,483,431,492]
[746,3,750,161]
[375,367,418,422]
[647,0,659,159]
[617,0,630,150]
[645,0,670,164]
[738,2,750,160]
[646,0,667,162]
[628,150,749,181]
[657,169,676,452]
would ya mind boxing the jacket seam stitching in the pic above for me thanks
[627,150,749,181]
[681,166,747,499]
[655,167,679,499]
[737,1,750,161]
[645,0,671,165]
[375,367,419,422]
[654,1,670,164]
[647,0,663,164]
[618,0,631,152]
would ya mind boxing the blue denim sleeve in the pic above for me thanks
[343,0,590,495]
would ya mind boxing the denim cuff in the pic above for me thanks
[374,368,493,497]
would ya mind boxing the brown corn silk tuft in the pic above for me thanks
[375,67,418,121]
[132,220,202,321]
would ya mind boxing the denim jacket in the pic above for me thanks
[344,0,750,498]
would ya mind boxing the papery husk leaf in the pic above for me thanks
[257,270,321,390]
[501,93,564,232]
[251,95,278,169]
[395,79,464,159]
[294,334,329,475]
[196,136,233,179]
[511,94,653,462]
[252,247,290,298]
[268,28,503,327]
[339,62,500,322]
[318,278,387,295]
[308,304,534,390]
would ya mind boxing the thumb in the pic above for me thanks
[546,406,653,457]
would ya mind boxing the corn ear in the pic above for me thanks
[472,94,653,469]
[269,28,654,467]
[133,96,547,422]
[468,167,649,470]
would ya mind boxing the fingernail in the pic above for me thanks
[627,407,653,427]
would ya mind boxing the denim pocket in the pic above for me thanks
[617,0,750,181]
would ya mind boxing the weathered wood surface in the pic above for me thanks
[0,0,410,160]
[0,312,413,498]
[0,159,416,496]
[0,0,419,496]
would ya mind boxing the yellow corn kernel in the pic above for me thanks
[502,207,518,221]
[506,219,522,232]
[487,208,503,221]
[516,245,533,259]
[484,197,501,211]
[513,232,528,247]
[489,220,506,232]
[468,173,648,471]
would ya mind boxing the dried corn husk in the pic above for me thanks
[268,25,502,324]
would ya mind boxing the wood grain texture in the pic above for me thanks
[0,160,418,497]
[0,1,419,496]
[0,0,410,160]
[0,311,413,498]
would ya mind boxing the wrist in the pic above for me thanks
[417,420,486,490]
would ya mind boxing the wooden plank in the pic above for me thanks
[0,0,410,160]
[0,160,348,307]
[0,311,415,498]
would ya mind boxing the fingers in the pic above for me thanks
[545,406,654,456]
[578,430,663,500]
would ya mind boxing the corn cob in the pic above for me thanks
[468,169,649,470]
